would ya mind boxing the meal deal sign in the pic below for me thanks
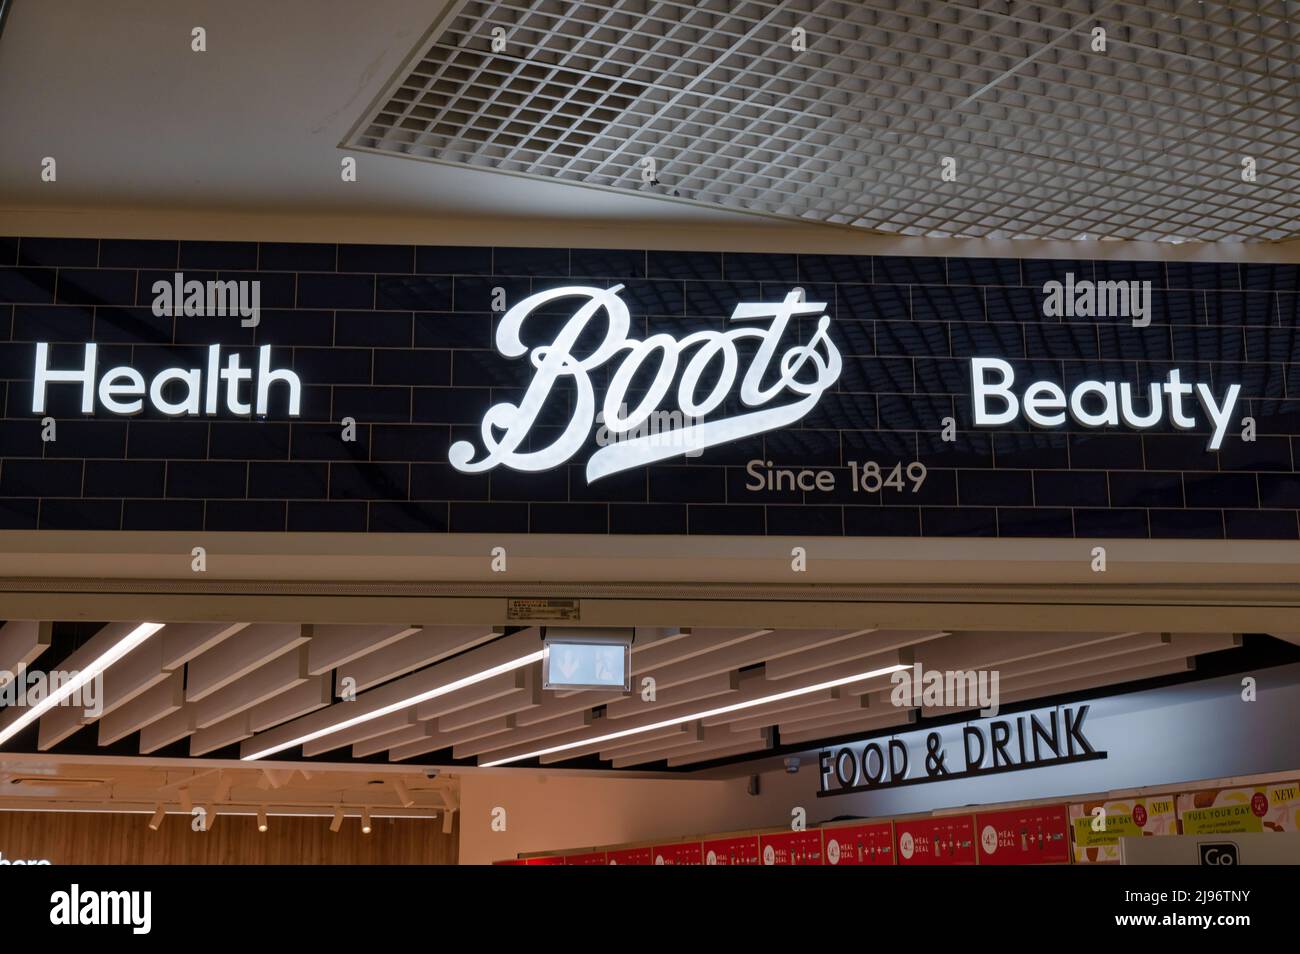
[894,815,977,866]
[823,822,895,866]
[975,804,1071,865]
[759,830,823,865]
[652,841,703,865]
[607,847,653,865]
[703,835,760,865]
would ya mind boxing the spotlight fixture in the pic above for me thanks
[257,807,268,833]
[329,807,345,833]
[361,808,372,834]
[147,804,166,831]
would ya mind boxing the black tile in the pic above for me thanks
[876,321,948,358]
[1149,509,1223,538]
[1224,510,1298,540]
[1183,472,1257,508]
[209,421,290,459]
[1068,433,1143,469]
[571,248,645,279]
[449,502,528,532]
[985,287,1040,322]
[416,246,492,275]
[329,462,408,500]
[838,284,909,322]
[958,470,1032,506]
[259,242,336,271]
[683,281,761,316]
[647,250,721,281]
[127,420,209,458]
[412,387,492,425]
[765,505,842,535]
[249,462,328,498]
[289,422,369,461]
[913,286,984,322]
[1244,324,1299,363]
[0,498,38,528]
[1094,260,1166,288]
[921,507,997,536]
[371,425,450,462]
[611,503,687,534]
[414,313,493,350]
[376,276,453,311]
[297,273,375,309]
[0,237,17,266]
[368,501,448,532]
[1259,474,1300,508]
[451,350,531,387]
[287,501,367,531]
[0,268,56,304]
[1074,508,1147,538]
[0,459,82,496]
[688,504,764,534]
[946,258,1021,286]
[916,432,991,468]
[1143,434,1213,471]
[339,244,413,273]
[913,357,970,394]
[801,391,876,430]
[798,254,871,284]
[648,466,724,502]
[94,306,174,343]
[291,347,372,385]
[256,309,334,346]
[996,508,1074,537]
[992,432,1070,469]
[1034,471,1108,507]
[1098,325,1172,361]
[39,499,121,530]
[844,506,919,536]
[18,237,98,267]
[42,420,128,458]
[1166,262,1239,290]
[1216,435,1292,471]
[372,349,450,386]
[764,430,841,466]
[491,466,567,501]
[1022,259,1095,286]
[841,356,914,393]
[337,309,414,347]
[1206,291,1277,326]
[874,256,945,285]
[100,239,178,269]
[206,500,286,531]
[166,461,248,498]
[617,280,685,316]
[12,304,94,340]
[530,502,608,533]
[410,463,490,500]
[0,421,43,457]
[1242,264,1300,292]
[123,499,204,530]
[949,321,1024,359]
[332,386,410,422]
[722,252,798,284]
[179,241,258,270]
[494,247,568,277]
[1173,325,1245,363]
[1108,471,1184,508]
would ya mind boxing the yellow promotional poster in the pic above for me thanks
[1176,782,1300,835]
[1068,798,1177,863]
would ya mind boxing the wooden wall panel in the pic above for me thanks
[0,811,458,865]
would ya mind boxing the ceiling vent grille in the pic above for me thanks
[345,0,1300,242]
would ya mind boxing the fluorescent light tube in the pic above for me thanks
[0,621,164,747]
[240,650,543,760]
[480,662,909,767]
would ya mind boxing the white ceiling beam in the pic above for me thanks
[341,625,503,691]
[917,630,1145,671]
[610,725,767,768]
[411,668,531,721]
[185,624,309,703]
[190,711,252,756]
[0,621,52,674]
[597,723,702,760]
[389,716,515,760]
[238,629,541,760]
[643,629,877,691]
[721,693,869,734]
[763,629,947,680]
[159,622,249,671]
[248,675,331,732]
[456,710,594,760]
[665,734,773,768]
[352,723,431,758]
[777,708,917,746]
[698,686,843,727]
[192,645,310,729]
[305,624,422,676]
[302,709,417,758]
[434,664,540,730]
[601,670,739,720]
[993,659,1198,708]
[541,722,696,764]
[98,670,184,746]
[139,706,195,754]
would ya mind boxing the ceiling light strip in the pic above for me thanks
[480,662,908,768]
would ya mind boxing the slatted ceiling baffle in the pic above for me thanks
[0,621,53,675]
[601,670,741,719]
[97,670,185,746]
[345,0,1300,243]
[301,709,419,758]
[341,625,506,691]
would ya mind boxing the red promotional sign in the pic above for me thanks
[822,822,895,866]
[607,847,653,865]
[759,829,824,865]
[652,841,704,865]
[492,859,525,865]
[564,851,608,865]
[975,804,1071,865]
[894,815,977,866]
[703,835,760,865]
[524,856,566,865]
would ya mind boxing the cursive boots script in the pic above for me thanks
[449,285,842,482]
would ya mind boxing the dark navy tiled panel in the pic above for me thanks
[0,240,1296,537]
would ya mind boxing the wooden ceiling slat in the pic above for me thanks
[248,675,331,732]
[185,624,309,703]
[762,629,947,681]
[192,645,310,729]
[342,625,503,692]
[305,624,422,676]
[139,706,196,754]
[158,622,250,671]
[0,621,53,674]
[98,670,184,746]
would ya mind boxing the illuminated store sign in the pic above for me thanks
[817,704,1104,797]
[970,357,1241,451]
[448,285,842,482]
[31,344,302,417]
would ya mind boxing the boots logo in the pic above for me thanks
[449,285,841,482]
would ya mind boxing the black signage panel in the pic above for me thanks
[0,238,1296,538]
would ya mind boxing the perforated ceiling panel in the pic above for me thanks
[345,0,1300,242]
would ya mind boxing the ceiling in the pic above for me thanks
[2,618,1292,775]
[3,0,1296,243]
